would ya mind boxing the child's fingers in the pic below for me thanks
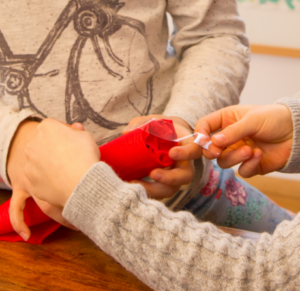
[217,145,253,169]
[71,123,85,131]
[9,189,31,241]
[169,143,203,161]
[149,160,194,186]
[211,116,258,148]
[238,149,263,178]
[195,111,224,136]
[123,116,153,133]
[32,195,78,230]
[131,180,180,200]
[205,143,222,158]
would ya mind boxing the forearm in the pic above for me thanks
[163,0,250,129]
[63,162,300,291]
[164,37,250,129]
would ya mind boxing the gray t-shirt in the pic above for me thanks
[0,0,250,209]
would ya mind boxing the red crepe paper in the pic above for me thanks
[0,119,177,244]
[99,119,178,181]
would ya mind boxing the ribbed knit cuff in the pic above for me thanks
[276,95,300,173]
[62,162,146,234]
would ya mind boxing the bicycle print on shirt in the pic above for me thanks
[0,0,160,130]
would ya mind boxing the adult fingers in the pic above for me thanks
[9,189,31,241]
[217,145,253,169]
[149,160,194,186]
[132,180,180,200]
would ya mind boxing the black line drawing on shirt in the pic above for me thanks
[0,0,160,130]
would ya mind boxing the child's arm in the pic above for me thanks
[163,0,250,129]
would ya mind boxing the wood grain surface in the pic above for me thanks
[0,189,260,291]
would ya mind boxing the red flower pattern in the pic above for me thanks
[201,167,220,197]
[225,178,247,206]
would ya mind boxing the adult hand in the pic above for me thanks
[7,120,84,240]
[24,118,100,208]
[195,104,293,178]
[123,115,207,199]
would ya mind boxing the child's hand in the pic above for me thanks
[24,119,100,208]
[31,194,77,230]
[7,120,39,241]
[195,104,293,178]
[7,120,84,241]
[124,115,205,199]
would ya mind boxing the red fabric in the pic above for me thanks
[100,119,177,181]
[0,119,177,244]
[0,198,60,244]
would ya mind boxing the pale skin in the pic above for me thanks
[6,115,202,240]
[23,104,294,216]
[7,120,82,241]
[177,104,293,178]
[124,114,205,199]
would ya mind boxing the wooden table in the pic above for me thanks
[0,189,261,291]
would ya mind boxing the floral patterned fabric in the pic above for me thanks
[225,178,247,206]
[183,161,293,234]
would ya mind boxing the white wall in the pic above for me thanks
[240,54,300,105]
[238,4,300,49]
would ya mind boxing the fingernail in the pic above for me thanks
[20,232,29,241]
[213,134,226,143]
[241,149,250,158]
[170,149,179,160]
[151,173,162,181]
[124,124,137,132]
[202,141,212,150]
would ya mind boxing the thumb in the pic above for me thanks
[123,116,155,133]
[9,189,31,241]
[71,123,85,131]
[212,116,258,148]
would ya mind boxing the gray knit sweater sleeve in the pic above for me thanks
[277,93,300,173]
[63,162,300,291]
